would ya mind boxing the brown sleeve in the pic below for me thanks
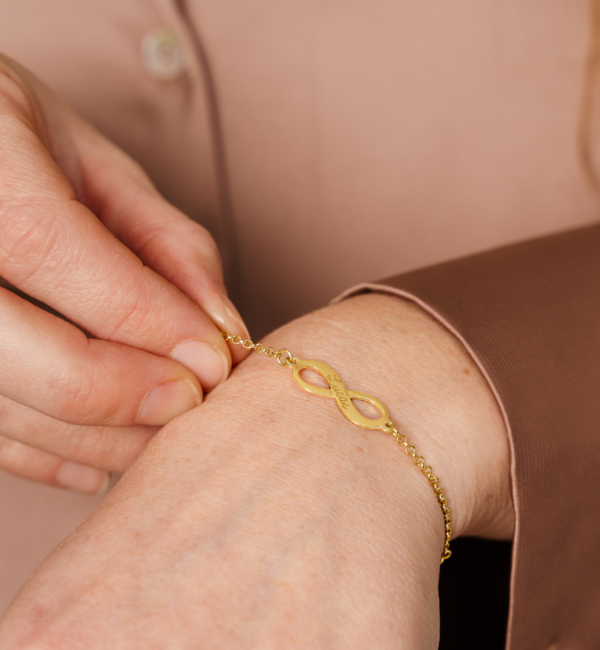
[335,223,600,650]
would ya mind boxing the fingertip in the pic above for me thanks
[201,294,251,366]
[55,461,110,495]
[196,290,250,352]
[221,295,250,341]
[169,341,229,391]
[137,379,203,426]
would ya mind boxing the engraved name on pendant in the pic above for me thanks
[290,358,390,430]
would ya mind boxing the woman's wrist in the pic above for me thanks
[256,292,513,541]
[0,292,512,649]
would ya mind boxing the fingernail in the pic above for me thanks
[56,462,110,495]
[170,341,229,391]
[206,292,250,340]
[222,295,250,339]
[138,379,203,426]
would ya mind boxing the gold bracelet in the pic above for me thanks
[222,331,452,564]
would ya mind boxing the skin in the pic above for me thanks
[0,57,249,493]
[0,294,513,649]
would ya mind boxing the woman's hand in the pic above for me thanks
[0,55,249,493]
[0,294,512,649]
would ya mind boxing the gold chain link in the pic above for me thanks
[381,421,452,563]
[222,332,296,367]
[222,331,452,564]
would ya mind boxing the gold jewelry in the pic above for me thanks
[222,331,452,564]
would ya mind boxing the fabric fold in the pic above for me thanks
[334,223,600,650]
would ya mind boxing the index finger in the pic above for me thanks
[0,76,230,390]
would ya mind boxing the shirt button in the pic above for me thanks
[141,27,187,82]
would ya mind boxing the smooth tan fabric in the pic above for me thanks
[0,0,599,647]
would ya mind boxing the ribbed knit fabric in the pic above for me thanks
[336,224,600,650]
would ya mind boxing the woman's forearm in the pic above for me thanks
[0,293,511,648]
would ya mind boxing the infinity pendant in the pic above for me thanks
[221,331,452,564]
[291,358,390,430]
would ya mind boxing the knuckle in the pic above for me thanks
[192,222,220,255]
[63,429,93,465]
[142,214,222,267]
[186,222,222,268]
[55,345,131,426]
[190,226,224,282]
[120,150,154,187]
[100,278,156,338]
[0,200,67,283]
[53,364,106,425]
[64,424,146,472]
[63,425,111,467]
